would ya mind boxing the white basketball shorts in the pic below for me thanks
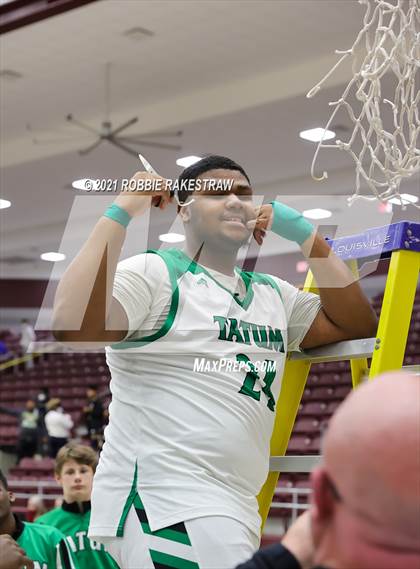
[99,493,260,569]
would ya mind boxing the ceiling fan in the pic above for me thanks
[28,62,183,158]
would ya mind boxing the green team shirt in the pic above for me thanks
[13,515,76,569]
[37,502,119,569]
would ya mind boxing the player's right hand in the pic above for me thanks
[0,535,34,569]
[113,171,173,218]
[281,511,314,569]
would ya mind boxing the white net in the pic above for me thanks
[307,0,420,208]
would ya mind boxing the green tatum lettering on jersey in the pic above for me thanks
[213,316,285,353]
[37,503,119,569]
[15,518,76,569]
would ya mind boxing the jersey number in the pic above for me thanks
[237,353,276,412]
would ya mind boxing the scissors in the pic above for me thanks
[138,153,194,207]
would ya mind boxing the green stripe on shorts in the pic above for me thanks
[141,523,192,546]
[134,492,192,546]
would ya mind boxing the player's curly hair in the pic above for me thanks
[177,155,251,205]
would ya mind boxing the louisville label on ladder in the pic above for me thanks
[258,220,420,528]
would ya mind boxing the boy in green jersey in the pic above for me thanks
[0,470,76,569]
[37,443,119,569]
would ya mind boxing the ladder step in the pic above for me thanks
[269,455,321,472]
[402,365,420,375]
[290,338,376,363]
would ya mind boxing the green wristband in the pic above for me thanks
[103,204,132,228]
[270,201,314,245]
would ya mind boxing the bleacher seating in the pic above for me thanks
[0,345,110,448]
[10,457,55,476]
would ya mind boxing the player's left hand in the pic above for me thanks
[246,204,273,245]
[0,535,34,569]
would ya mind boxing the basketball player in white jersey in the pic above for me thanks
[53,156,377,569]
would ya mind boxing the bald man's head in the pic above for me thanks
[311,371,420,569]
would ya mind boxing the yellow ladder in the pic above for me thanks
[258,226,420,527]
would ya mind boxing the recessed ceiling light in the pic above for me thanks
[303,208,332,220]
[299,128,336,142]
[159,233,185,243]
[0,199,11,209]
[388,193,419,205]
[296,261,309,273]
[72,178,98,191]
[40,252,66,262]
[176,156,201,168]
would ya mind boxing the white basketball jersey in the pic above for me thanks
[90,249,292,539]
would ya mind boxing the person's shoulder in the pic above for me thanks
[244,270,294,298]
[117,249,161,266]
[116,248,193,288]
[262,273,302,302]
[242,269,275,284]
[23,520,66,543]
[263,273,296,291]
[116,250,169,276]
[36,507,62,525]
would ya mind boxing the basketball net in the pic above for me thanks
[307,0,419,208]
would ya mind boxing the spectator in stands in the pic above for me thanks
[0,340,15,375]
[37,443,119,569]
[26,495,47,522]
[36,388,50,417]
[36,388,50,457]
[0,400,39,460]
[19,319,36,369]
[236,371,420,569]
[45,399,74,458]
[82,386,105,450]
[0,340,10,364]
[0,534,34,569]
[0,470,76,569]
